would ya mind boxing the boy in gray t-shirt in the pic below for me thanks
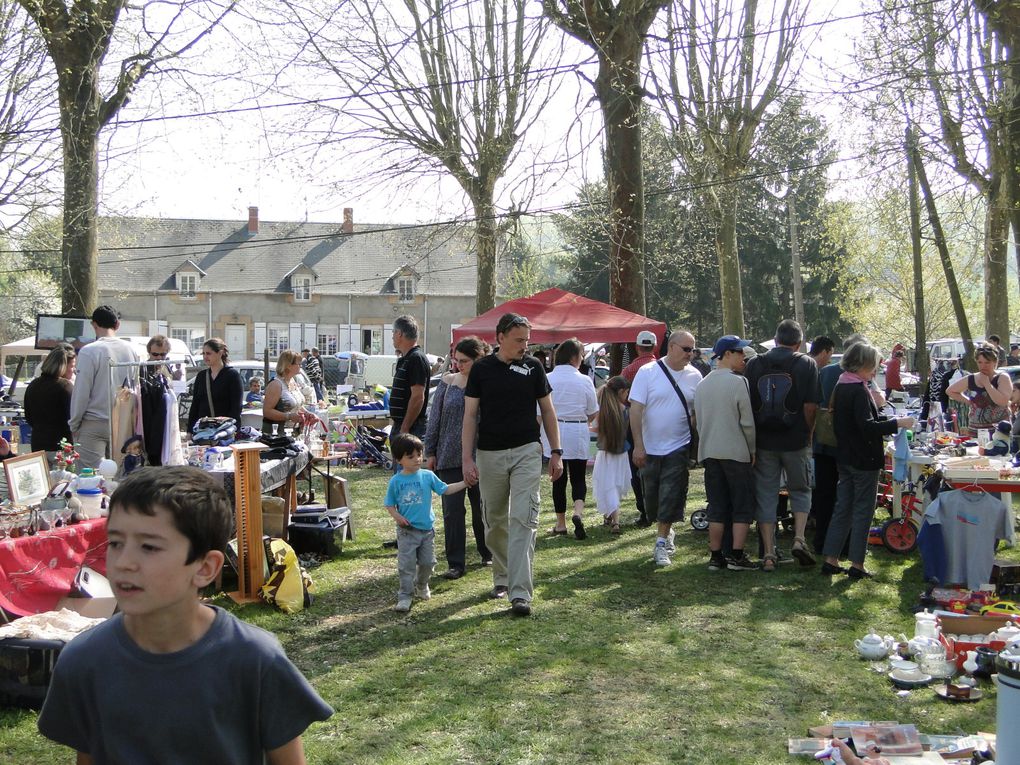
[38,467,332,764]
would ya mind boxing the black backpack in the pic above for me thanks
[752,353,802,430]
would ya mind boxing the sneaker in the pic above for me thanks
[491,585,509,599]
[510,598,532,616]
[666,529,676,555]
[415,584,431,600]
[654,542,672,567]
[726,553,759,571]
[393,597,412,612]
[708,553,727,571]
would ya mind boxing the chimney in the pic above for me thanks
[248,206,259,235]
[342,207,354,234]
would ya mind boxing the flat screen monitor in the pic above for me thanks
[35,314,96,351]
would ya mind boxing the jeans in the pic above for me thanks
[74,417,111,470]
[396,526,436,598]
[436,466,489,571]
[476,442,542,603]
[822,464,880,564]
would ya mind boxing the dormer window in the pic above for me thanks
[179,273,198,298]
[293,275,311,302]
[397,276,415,302]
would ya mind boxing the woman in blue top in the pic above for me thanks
[424,336,492,579]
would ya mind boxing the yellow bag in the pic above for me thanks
[260,539,313,613]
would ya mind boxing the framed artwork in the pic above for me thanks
[3,451,50,506]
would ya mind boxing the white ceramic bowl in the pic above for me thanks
[889,659,919,672]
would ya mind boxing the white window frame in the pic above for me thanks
[178,272,198,299]
[292,275,312,302]
[169,323,206,354]
[397,276,414,302]
[267,323,290,357]
[317,326,338,355]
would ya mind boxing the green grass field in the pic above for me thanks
[1,465,1013,764]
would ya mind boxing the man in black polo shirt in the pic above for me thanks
[389,315,431,438]
[462,313,563,617]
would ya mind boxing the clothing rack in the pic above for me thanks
[106,360,175,463]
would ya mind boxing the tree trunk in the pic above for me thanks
[788,189,804,331]
[913,146,975,368]
[54,40,104,315]
[906,128,928,387]
[983,177,1009,341]
[593,30,646,319]
[714,184,745,336]
[473,196,498,315]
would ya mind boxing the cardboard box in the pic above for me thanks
[325,475,349,510]
[261,496,286,538]
[939,613,1017,636]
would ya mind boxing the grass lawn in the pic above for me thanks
[1,465,1015,764]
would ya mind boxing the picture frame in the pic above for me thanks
[3,451,50,507]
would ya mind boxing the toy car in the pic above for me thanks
[980,600,1020,617]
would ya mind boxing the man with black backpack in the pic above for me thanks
[744,319,820,573]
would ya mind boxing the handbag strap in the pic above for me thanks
[205,369,216,418]
[656,359,693,425]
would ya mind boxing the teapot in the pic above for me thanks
[991,624,1020,644]
[855,629,894,660]
[901,633,942,657]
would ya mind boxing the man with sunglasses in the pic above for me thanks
[462,313,562,616]
[629,331,702,566]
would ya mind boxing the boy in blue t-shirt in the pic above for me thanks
[385,433,467,612]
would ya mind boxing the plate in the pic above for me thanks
[888,669,932,688]
[934,684,983,702]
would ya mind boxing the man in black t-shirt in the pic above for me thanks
[462,313,563,617]
[389,316,431,437]
[744,319,820,572]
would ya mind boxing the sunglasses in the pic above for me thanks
[498,316,529,333]
[677,345,695,353]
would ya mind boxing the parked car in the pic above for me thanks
[182,360,316,417]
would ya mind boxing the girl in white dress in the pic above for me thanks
[592,376,632,534]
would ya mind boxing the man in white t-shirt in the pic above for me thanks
[629,331,702,566]
[68,306,139,469]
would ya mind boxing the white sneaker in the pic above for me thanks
[393,597,412,612]
[415,584,431,601]
[666,529,676,555]
[654,542,672,567]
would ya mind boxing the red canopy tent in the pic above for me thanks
[451,288,666,345]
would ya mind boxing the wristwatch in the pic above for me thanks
[550,448,563,456]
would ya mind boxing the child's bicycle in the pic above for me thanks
[869,466,927,554]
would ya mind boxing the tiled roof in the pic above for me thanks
[97,216,487,296]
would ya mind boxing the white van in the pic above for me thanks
[362,355,399,388]
[121,336,196,367]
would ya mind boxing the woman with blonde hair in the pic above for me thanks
[263,349,318,434]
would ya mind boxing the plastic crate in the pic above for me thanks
[0,637,65,709]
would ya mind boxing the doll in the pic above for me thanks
[120,435,145,475]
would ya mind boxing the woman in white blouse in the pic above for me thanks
[543,338,598,539]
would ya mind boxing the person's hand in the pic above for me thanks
[548,453,563,481]
[394,515,411,528]
[631,446,647,469]
[425,456,436,470]
[463,457,478,485]
[832,738,891,765]
[973,372,990,389]
[897,416,915,429]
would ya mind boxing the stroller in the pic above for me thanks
[338,421,392,469]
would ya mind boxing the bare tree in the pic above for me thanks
[541,0,670,321]
[0,2,58,235]
[16,0,236,314]
[647,0,807,335]
[917,0,1013,340]
[281,0,560,315]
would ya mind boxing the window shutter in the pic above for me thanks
[254,322,267,357]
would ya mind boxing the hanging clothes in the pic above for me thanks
[140,374,169,466]
[111,387,140,468]
[163,389,185,466]
[923,488,1009,589]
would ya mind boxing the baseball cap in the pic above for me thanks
[712,335,752,359]
[636,331,657,347]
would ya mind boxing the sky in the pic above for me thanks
[88,0,860,229]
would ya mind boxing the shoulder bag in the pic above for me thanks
[814,386,837,448]
[205,369,216,417]
[656,360,698,457]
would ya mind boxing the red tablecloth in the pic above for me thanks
[0,518,107,617]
